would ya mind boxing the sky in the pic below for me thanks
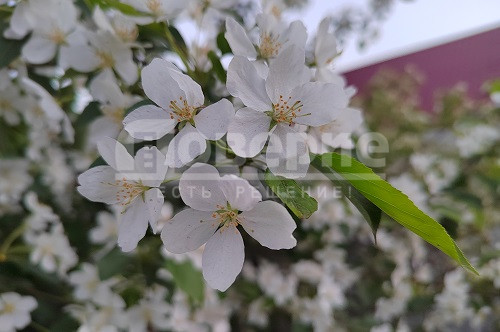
[286,0,500,72]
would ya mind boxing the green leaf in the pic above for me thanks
[89,0,143,16]
[207,50,227,83]
[97,248,132,279]
[264,169,318,219]
[0,26,24,68]
[165,259,204,304]
[75,101,101,128]
[311,152,478,274]
[310,155,381,237]
[216,32,231,55]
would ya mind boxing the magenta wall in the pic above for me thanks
[343,27,500,111]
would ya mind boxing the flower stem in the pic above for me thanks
[163,23,194,76]
[30,321,50,332]
[0,222,27,262]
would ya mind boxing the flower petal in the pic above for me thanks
[134,146,168,187]
[145,188,164,232]
[265,45,309,103]
[225,17,257,58]
[123,104,176,140]
[219,174,262,211]
[168,67,204,107]
[314,17,338,67]
[240,201,297,249]
[141,58,186,109]
[165,123,207,168]
[194,98,234,140]
[97,137,134,171]
[266,124,310,179]
[227,107,270,158]
[114,57,138,86]
[118,198,149,252]
[60,45,100,72]
[77,166,121,204]
[21,35,57,64]
[202,226,244,291]
[227,56,271,112]
[161,208,218,254]
[179,163,226,211]
[290,82,349,127]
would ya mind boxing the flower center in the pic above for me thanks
[147,0,164,16]
[0,99,12,110]
[3,302,15,314]
[271,95,306,125]
[212,205,241,230]
[103,177,146,207]
[259,32,281,58]
[271,5,281,18]
[49,28,66,44]
[101,105,124,125]
[115,26,138,43]
[168,96,196,122]
[96,51,115,68]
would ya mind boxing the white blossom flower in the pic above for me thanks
[20,0,79,64]
[122,0,187,23]
[68,264,117,301]
[92,7,150,44]
[0,80,24,126]
[88,71,141,145]
[123,58,234,168]
[61,31,138,86]
[455,123,499,157]
[2,0,37,39]
[23,191,59,232]
[0,159,32,215]
[90,211,119,245]
[226,45,348,178]
[306,107,363,153]
[257,261,297,305]
[161,163,297,291]
[21,77,74,144]
[225,14,307,60]
[0,293,37,332]
[127,286,170,332]
[77,137,168,251]
[29,224,77,275]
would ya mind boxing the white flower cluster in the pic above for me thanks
[1,0,499,331]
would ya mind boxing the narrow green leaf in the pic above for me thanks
[216,32,231,55]
[207,50,227,83]
[90,0,143,16]
[264,169,318,219]
[312,152,478,274]
[310,155,381,237]
[165,260,204,304]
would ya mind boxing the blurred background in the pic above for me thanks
[0,0,499,331]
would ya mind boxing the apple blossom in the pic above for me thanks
[0,293,37,332]
[77,137,168,251]
[20,0,78,64]
[122,0,187,23]
[61,31,138,86]
[123,58,234,168]
[161,163,297,291]
[225,14,307,60]
[88,71,142,144]
[226,45,349,178]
